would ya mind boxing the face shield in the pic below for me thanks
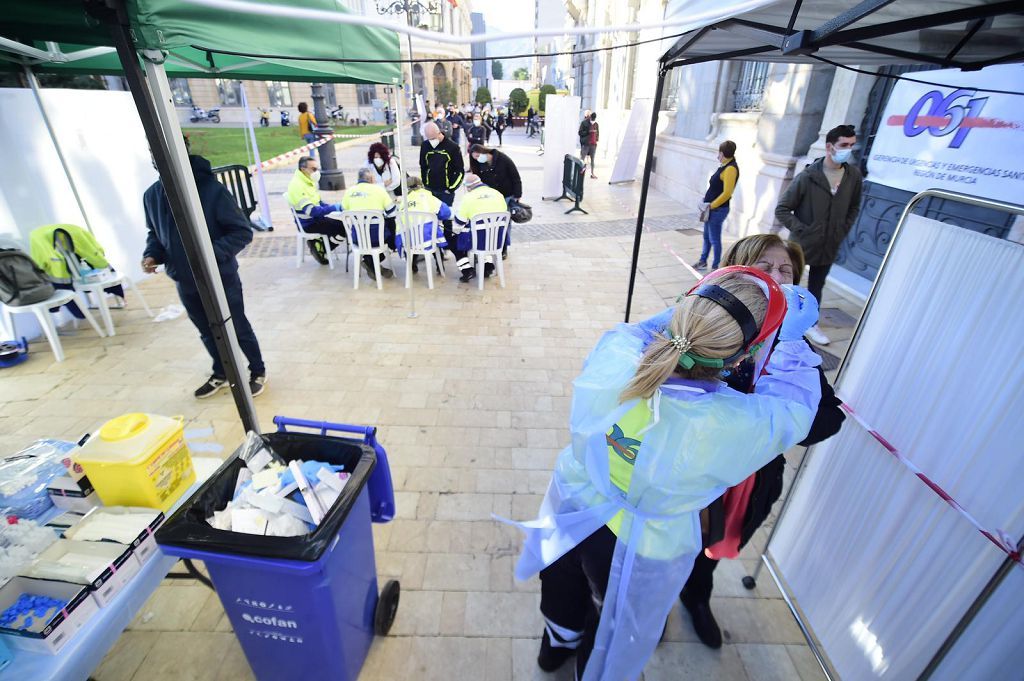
[680,266,788,390]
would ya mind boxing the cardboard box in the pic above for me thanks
[62,507,165,564]
[47,477,100,514]
[21,540,141,607]
[0,577,97,654]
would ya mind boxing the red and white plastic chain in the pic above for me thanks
[838,400,1021,568]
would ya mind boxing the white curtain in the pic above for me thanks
[541,95,582,199]
[769,215,1024,680]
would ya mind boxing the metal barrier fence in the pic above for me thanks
[554,155,587,215]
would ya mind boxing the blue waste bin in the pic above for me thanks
[156,417,398,681]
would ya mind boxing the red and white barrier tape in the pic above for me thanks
[249,135,334,173]
[838,400,1021,567]
[248,131,393,173]
[661,239,702,280]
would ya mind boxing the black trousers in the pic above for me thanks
[679,550,718,608]
[178,278,265,379]
[539,525,618,678]
[807,263,832,306]
[304,216,347,245]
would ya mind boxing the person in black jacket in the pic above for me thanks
[420,121,464,243]
[466,114,487,152]
[494,109,508,146]
[677,233,845,649]
[142,142,266,399]
[468,144,522,201]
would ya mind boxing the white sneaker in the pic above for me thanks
[805,325,830,346]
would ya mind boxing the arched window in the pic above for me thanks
[413,64,426,98]
[432,63,448,104]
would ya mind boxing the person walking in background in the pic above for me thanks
[142,136,266,399]
[494,108,508,146]
[774,124,863,346]
[577,109,592,155]
[582,111,599,178]
[297,102,317,157]
[467,114,487,152]
[693,140,739,272]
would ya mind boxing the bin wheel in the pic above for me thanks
[375,580,400,635]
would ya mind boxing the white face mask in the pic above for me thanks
[474,119,481,126]
[428,138,440,148]
[309,170,321,184]
[373,157,384,168]
[477,154,490,164]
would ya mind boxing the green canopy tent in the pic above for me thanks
[0,0,401,431]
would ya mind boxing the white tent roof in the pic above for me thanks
[661,0,1024,69]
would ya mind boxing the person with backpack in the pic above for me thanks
[582,111,599,179]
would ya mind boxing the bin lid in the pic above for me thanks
[74,413,183,466]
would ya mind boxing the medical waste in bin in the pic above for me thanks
[73,413,195,512]
[156,420,398,681]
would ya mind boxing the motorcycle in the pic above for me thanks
[280,110,291,127]
[328,105,346,122]
[258,108,271,127]
[189,105,221,124]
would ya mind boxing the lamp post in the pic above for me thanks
[376,0,441,146]
[311,82,344,190]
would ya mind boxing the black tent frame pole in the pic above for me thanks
[99,0,259,433]
[623,62,668,322]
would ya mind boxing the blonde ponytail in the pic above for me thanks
[620,273,767,402]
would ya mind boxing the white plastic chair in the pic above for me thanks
[291,207,336,270]
[467,211,511,290]
[1,289,106,362]
[339,210,393,290]
[396,211,446,290]
[55,243,153,337]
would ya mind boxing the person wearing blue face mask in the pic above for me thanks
[774,124,863,346]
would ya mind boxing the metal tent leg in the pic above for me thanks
[101,1,258,432]
[624,63,667,322]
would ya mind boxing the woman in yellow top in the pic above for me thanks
[297,102,318,155]
[693,140,739,271]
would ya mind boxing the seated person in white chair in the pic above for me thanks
[285,156,346,266]
[341,167,397,280]
[452,174,507,283]
[397,175,451,274]
[29,223,125,321]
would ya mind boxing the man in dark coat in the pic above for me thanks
[775,124,863,346]
[142,143,266,399]
[419,121,464,239]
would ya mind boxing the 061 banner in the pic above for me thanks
[867,64,1024,205]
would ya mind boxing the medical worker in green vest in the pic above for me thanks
[452,173,508,283]
[340,167,397,279]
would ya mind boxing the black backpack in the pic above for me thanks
[0,250,55,306]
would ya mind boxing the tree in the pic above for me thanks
[491,61,503,80]
[509,88,529,115]
[538,84,557,112]
[513,67,530,81]
[475,86,492,106]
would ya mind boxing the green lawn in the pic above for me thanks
[185,125,390,168]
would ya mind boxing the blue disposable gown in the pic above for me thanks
[508,311,821,681]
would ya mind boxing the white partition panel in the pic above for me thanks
[769,214,1024,679]
[541,95,582,199]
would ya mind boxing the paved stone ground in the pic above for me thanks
[0,127,862,681]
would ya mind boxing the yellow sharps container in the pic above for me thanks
[74,413,196,512]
